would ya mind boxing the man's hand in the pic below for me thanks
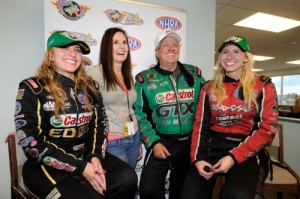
[153,143,170,159]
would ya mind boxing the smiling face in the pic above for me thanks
[155,36,180,71]
[52,44,83,80]
[112,31,129,66]
[220,44,248,80]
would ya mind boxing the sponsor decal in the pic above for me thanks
[46,95,54,100]
[136,74,144,83]
[37,148,49,162]
[43,101,55,111]
[20,136,34,147]
[160,81,169,87]
[28,79,38,88]
[211,104,253,112]
[155,16,182,30]
[147,83,158,91]
[103,9,144,25]
[77,125,88,138]
[43,156,76,172]
[73,143,85,151]
[15,101,22,115]
[30,140,38,147]
[156,102,194,117]
[17,130,26,141]
[49,128,77,138]
[77,92,85,104]
[29,148,39,158]
[128,36,141,51]
[216,114,243,121]
[65,102,72,110]
[15,114,25,119]
[155,89,194,104]
[16,89,25,100]
[50,112,93,127]
[148,78,163,83]
[146,73,157,79]
[52,0,90,21]
[15,119,27,130]
[244,151,255,159]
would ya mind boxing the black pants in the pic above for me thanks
[139,137,191,199]
[22,153,137,199]
[180,155,268,199]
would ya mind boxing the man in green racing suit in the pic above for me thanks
[134,29,205,199]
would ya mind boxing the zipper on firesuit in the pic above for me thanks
[70,87,80,138]
[169,75,182,135]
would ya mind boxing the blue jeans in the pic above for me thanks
[106,131,141,168]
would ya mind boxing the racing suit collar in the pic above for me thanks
[154,61,194,87]
[54,72,75,87]
[224,75,240,83]
[154,61,181,75]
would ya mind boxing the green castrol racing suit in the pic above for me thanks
[134,61,205,149]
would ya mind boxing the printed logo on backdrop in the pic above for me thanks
[52,0,90,21]
[155,16,182,30]
[128,36,141,51]
[103,9,144,25]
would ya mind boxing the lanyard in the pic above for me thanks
[122,85,133,122]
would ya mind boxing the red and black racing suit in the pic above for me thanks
[181,75,278,199]
[14,74,137,199]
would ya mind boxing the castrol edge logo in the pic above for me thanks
[155,89,194,104]
[50,112,93,127]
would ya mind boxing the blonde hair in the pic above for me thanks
[37,48,97,116]
[210,52,258,109]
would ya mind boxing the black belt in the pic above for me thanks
[157,132,191,141]
[210,130,248,142]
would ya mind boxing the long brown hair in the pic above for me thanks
[211,51,258,109]
[37,48,97,116]
[99,27,133,91]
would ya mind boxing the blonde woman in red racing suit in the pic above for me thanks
[180,36,278,199]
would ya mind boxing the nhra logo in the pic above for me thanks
[128,36,141,51]
[155,89,194,104]
[50,112,93,127]
[155,16,182,30]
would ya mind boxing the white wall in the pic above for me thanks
[278,118,300,176]
[0,1,215,198]
[0,1,44,198]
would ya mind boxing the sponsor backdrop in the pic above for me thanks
[45,0,187,198]
[45,0,186,76]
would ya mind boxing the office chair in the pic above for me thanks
[264,123,300,199]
